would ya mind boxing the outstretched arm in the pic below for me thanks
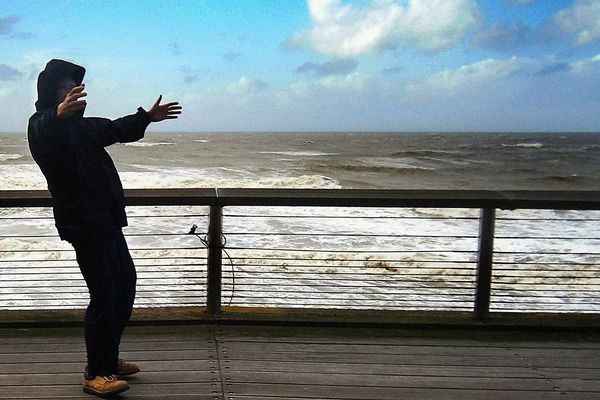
[147,95,182,122]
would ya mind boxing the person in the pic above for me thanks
[28,59,182,397]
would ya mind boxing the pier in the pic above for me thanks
[1,189,599,399]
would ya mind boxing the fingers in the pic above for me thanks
[68,84,85,94]
[65,85,87,104]
[153,95,163,108]
[65,99,87,111]
[166,104,182,118]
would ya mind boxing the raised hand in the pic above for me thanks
[147,95,182,122]
[57,84,87,119]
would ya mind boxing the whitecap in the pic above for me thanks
[501,143,543,149]
[259,151,339,157]
[0,154,23,162]
[124,142,175,147]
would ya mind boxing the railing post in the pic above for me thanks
[206,205,223,316]
[474,208,496,321]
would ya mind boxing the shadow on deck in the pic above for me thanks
[1,323,599,400]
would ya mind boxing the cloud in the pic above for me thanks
[551,0,600,47]
[227,76,269,95]
[471,21,533,51]
[285,0,480,57]
[571,52,600,73]
[0,15,19,35]
[180,66,200,84]
[223,52,242,61]
[0,15,32,40]
[0,64,22,80]
[534,62,570,76]
[382,65,404,74]
[407,56,530,94]
[296,59,358,76]
[169,41,183,56]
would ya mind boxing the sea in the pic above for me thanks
[1,131,599,312]
[3,131,600,191]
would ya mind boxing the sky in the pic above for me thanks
[1,0,600,132]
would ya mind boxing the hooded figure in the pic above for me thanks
[29,59,149,241]
[28,59,181,398]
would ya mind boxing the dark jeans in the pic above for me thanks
[72,230,136,377]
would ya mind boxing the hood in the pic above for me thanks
[35,59,85,112]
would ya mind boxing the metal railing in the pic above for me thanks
[1,189,599,321]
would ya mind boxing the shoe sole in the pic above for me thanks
[83,383,129,397]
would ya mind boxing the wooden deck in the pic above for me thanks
[0,324,599,399]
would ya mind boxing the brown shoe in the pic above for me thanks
[116,359,140,376]
[82,375,129,397]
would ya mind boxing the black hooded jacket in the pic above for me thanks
[28,59,151,242]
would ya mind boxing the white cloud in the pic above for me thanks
[407,56,530,95]
[318,72,373,90]
[552,0,600,46]
[287,0,479,57]
[571,52,600,73]
[227,76,269,95]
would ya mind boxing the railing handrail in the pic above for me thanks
[1,188,600,210]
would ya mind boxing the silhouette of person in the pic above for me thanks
[28,59,181,397]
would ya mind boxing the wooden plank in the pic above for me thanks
[0,359,212,374]
[0,384,220,398]
[0,371,214,386]
[225,383,568,400]
[225,370,555,391]
[224,360,541,378]
[217,341,521,356]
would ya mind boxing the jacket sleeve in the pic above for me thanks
[27,106,64,155]
[93,107,152,147]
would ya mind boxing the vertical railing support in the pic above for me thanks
[206,205,223,316]
[474,208,496,321]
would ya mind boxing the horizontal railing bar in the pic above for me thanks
[1,188,599,209]
[221,270,475,276]
[220,288,600,297]
[227,257,477,264]
[497,217,600,221]
[0,249,203,255]
[495,251,600,255]
[226,302,471,308]
[495,236,600,240]
[223,214,472,220]
[223,266,476,271]
[127,214,209,218]
[223,232,479,238]
[224,247,476,253]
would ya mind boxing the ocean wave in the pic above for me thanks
[393,149,468,157]
[0,153,23,162]
[500,143,543,149]
[531,174,587,183]
[259,151,339,157]
[124,142,175,147]
[0,164,47,190]
[118,168,341,189]
[355,157,434,171]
